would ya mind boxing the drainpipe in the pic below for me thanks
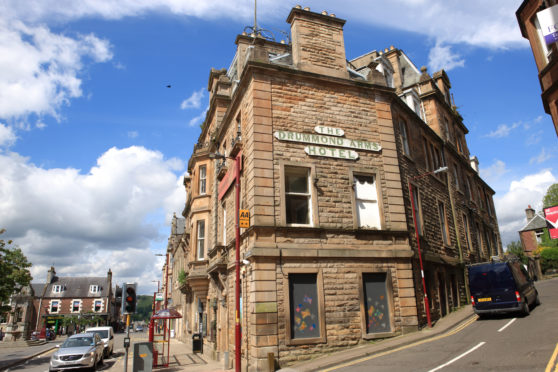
[445,158,469,304]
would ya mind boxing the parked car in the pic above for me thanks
[135,326,143,332]
[85,326,114,357]
[468,259,540,317]
[49,333,104,372]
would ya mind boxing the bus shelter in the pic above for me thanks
[149,308,182,368]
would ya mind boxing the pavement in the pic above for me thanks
[0,337,65,371]
[277,305,476,372]
[0,305,475,372]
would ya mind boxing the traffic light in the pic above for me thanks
[123,283,137,314]
[115,286,122,308]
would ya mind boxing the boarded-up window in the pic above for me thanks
[363,273,391,333]
[289,274,320,339]
[354,175,381,229]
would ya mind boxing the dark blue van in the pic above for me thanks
[468,260,540,316]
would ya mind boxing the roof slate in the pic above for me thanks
[519,213,548,232]
[31,276,110,298]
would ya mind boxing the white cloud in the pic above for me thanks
[0,146,186,289]
[189,106,209,127]
[529,148,553,165]
[428,43,465,71]
[0,19,112,122]
[494,169,557,247]
[0,123,17,148]
[480,159,509,183]
[484,122,521,138]
[180,88,205,110]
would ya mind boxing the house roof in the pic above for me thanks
[519,212,548,232]
[31,276,110,298]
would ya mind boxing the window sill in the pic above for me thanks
[362,331,398,340]
[286,336,326,346]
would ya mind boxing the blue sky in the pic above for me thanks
[0,0,556,294]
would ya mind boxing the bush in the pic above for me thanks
[540,246,558,274]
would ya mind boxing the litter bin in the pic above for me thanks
[192,333,203,354]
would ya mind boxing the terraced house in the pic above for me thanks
[169,6,503,371]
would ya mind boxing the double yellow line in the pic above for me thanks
[546,343,558,372]
[322,315,478,372]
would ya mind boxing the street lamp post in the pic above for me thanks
[155,254,169,309]
[210,151,241,372]
[408,166,448,328]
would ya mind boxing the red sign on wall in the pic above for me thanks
[218,152,242,201]
[544,205,558,240]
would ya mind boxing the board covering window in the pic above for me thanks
[362,273,392,334]
[354,175,381,229]
[289,274,320,340]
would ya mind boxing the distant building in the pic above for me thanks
[519,205,548,256]
[1,267,116,341]
[166,7,502,370]
[517,0,558,136]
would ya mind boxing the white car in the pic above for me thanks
[85,326,114,357]
[50,333,103,372]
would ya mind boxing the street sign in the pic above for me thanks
[239,209,250,228]
[544,205,558,240]
[155,293,163,301]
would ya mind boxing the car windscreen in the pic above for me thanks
[469,264,515,292]
[62,337,94,348]
[90,330,108,338]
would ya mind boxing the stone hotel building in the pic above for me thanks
[168,6,502,370]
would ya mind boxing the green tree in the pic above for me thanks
[506,241,528,264]
[540,246,558,273]
[131,295,155,322]
[0,229,32,312]
[543,183,558,208]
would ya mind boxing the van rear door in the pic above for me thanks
[468,263,517,310]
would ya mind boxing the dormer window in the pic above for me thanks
[52,285,62,293]
[90,285,100,293]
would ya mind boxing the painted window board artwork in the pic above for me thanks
[363,273,391,333]
[289,273,320,339]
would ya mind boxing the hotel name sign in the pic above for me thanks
[274,125,381,161]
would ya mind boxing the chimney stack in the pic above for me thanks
[525,205,535,221]
[287,7,348,78]
[47,266,56,284]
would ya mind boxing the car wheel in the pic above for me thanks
[522,300,530,316]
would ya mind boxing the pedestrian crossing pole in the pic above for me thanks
[124,314,130,372]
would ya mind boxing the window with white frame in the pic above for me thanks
[197,220,205,260]
[285,166,312,225]
[354,175,381,229]
[438,201,450,246]
[411,186,423,236]
[222,203,227,245]
[199,165,207,195]
[399,121,410,156]
[90,285,100,293]
[536,229,544,243]
[463,214,472,252]
[50,300,60,313]
[93,300,103,312]
[72,300,81,313]
[52,285,62,294]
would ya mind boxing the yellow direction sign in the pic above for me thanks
[239,209,250,228]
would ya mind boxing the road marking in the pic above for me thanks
[427,342,486,372]
[321,315,478,372]
[497,318,516,332]
[545,342,558,372]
